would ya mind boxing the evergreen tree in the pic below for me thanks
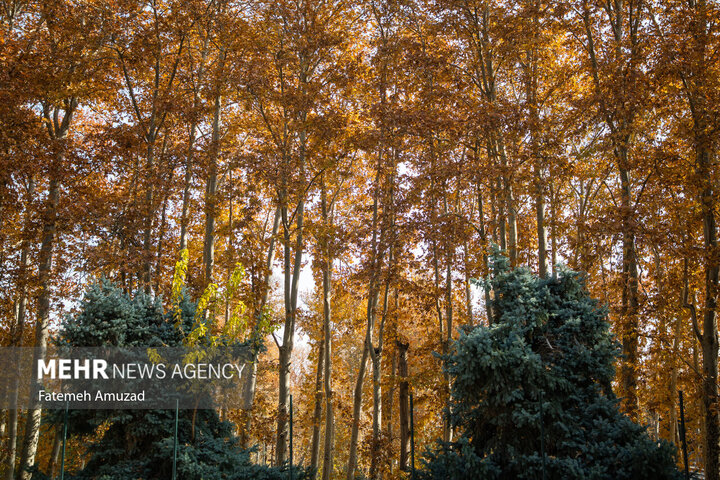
[421,256,681,480]
[35,280,305,480]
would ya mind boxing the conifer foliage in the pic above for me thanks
[38,280,304,480]
[421,256,680,480]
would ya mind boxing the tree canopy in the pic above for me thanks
[1,0,718,478]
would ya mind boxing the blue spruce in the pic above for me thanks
[421,255,680,480]
[35,280,304,480]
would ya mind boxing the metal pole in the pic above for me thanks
[539,391,546,480]
[290,394,294,480]
[410,393,416,480]
[679,390,689,480]
[60,401,68,480]
[172,398,178,480]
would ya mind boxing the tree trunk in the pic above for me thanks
[321,181,335,480]
[141,139,156,293]
[495,179,506,253]
[5,177,34,480]
[369,279,391,479]
[698,141,719,480]
[347,164,384,480]
[369,347,382,479]
[549,180,557,275]
[18,175,59,480]
[497,138,517,266]
[203,91,222,290]
[524,5,546,278]
[153,155,171,294]
[309,338,325,477]
[619,163,639,419]
[463,243,473,323]
[179,136,193,252]
[18,101,75,480]
[225,183,234,325]
[437,191,453,444]
[668,314,681,447]
[443,243,453,443]
[347,340,369,480]
[675,2,719,476]
[477,187,492,324]
[179,35,210,252]
[384,338,397,475]
[47,427,62,480]
[241,206,280,448]
[275,184,305,466]
[275,210,292,466]
[397,341,409,471]
[535,164,547,277]
[580,1,641,420]
[275,45,309,460]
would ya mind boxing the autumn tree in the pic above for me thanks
[652,0,720,476]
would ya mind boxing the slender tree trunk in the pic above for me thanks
[17,102,76,476]
[535,164,547,277]
[581,2,641,419]
[495,179,506,253]
[397,341,409,471]
[153,157,171,293]
[275,200,292,467]
[497,138,517,266]
[3,388,19,480]
[385,337,397,475]
[472,8,511,264]
[668,313,681,447]
[275,46,310,460]
[347,167,384,480]
[655,251,680,447]
[443,240,453,443]
[489,184,499,247]
[698,141,719,480]
[369,279,391,480]
[432,237,444,339]
[179,35,210,252]
[5,177,34,480]
[347,341,369,479]
[241,206,280,448]
[463,243,473,323]
[275,183,305,466]
[19,174,59,480]
[155,195,169,291]
[141,139,157,293]
[203,91,222,290]
[477,190,493,324]
[525,5,546,277]
[434,190,453,444]
[321,182,335,480]
[619,162,639,419]
[309,338,325,477]
[347,284,382,480]
[16,103,73,480]
[47,427,62,480]
[549,180,557,275]
[179,139,193,252]
[225,183,234,325]
[678,3,718,476]
[0,178,6,290]
[369,346,382,479]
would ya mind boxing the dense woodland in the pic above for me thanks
[0,0,718,478]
